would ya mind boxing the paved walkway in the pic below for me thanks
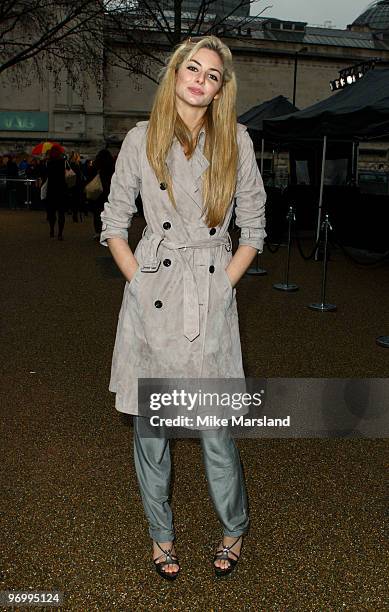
[0,210,387,610]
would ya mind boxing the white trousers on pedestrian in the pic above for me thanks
[133,416,250,542]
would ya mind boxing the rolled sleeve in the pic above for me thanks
[234,127,267,253]
[100,127,140,247]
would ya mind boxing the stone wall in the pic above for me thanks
[1,32,389,162]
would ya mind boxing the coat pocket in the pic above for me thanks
[128,241,144,296]
[219,266,235,311]
[128,265,142,295]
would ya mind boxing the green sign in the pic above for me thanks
[0,111,49,132]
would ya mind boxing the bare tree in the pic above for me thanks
[105,1,271,85]
[0,0,125,94]
[0,1,270,92]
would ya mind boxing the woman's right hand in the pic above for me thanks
[106,237,139,284]
[129,264,139,283]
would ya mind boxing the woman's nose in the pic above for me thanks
[195,71,205,84]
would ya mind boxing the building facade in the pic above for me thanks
[146,1,250,17]
[1,3,389,169]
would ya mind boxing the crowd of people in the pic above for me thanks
[0,148,120,241]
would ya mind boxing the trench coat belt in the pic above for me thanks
[140,230,232,342]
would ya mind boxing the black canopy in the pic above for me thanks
[263,69,389,141]
[238,95,299,133]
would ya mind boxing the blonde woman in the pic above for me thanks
[100,35,266,580]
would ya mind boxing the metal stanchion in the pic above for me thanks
[5,178,35,209]
[376,336,389,348]
[24,179,33,208]
[308,214,337,312]
[246,251,267,276]
[273,205,298,292]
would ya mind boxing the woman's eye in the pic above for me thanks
[187,65,218,81]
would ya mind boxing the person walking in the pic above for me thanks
[5,156,18,210]
[92,149,115,239]
[68,152,84,222]
[100,35,266,580]
[46,145,67,240]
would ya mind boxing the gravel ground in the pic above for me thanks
[0,209,387,611]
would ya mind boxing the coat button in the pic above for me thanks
[209,227,216,235]
[209,265,215,273]
[163,221,171,230]
[154,300,163,308]
[163,259,171,267]
[160,182,167,190]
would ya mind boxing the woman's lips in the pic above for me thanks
[188,87,203,95]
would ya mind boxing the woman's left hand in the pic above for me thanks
[225,245,258,288]
[225,267,235,289]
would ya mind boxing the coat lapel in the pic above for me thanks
[165,132,209,211]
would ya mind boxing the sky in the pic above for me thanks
[251,0,373,29]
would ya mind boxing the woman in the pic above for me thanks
[46,145,67,240]
[68,152,84,222]
[100,36,266,580]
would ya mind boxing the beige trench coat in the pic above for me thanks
[100,121,266,415]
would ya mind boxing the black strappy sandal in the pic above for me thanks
[213,535,243,578]
[153,542,180,581]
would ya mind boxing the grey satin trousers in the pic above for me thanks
[133,416,250,542]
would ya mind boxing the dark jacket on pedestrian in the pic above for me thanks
[94,149,115,209]
[46,147,67,208]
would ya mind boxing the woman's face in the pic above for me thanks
[175,47,224,110]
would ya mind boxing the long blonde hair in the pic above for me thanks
[146,35,238,228]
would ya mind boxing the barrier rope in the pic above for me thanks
[263,207,388,266]
[293,227,322,261]
[265,239,282,254]
[330,235,389,267]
